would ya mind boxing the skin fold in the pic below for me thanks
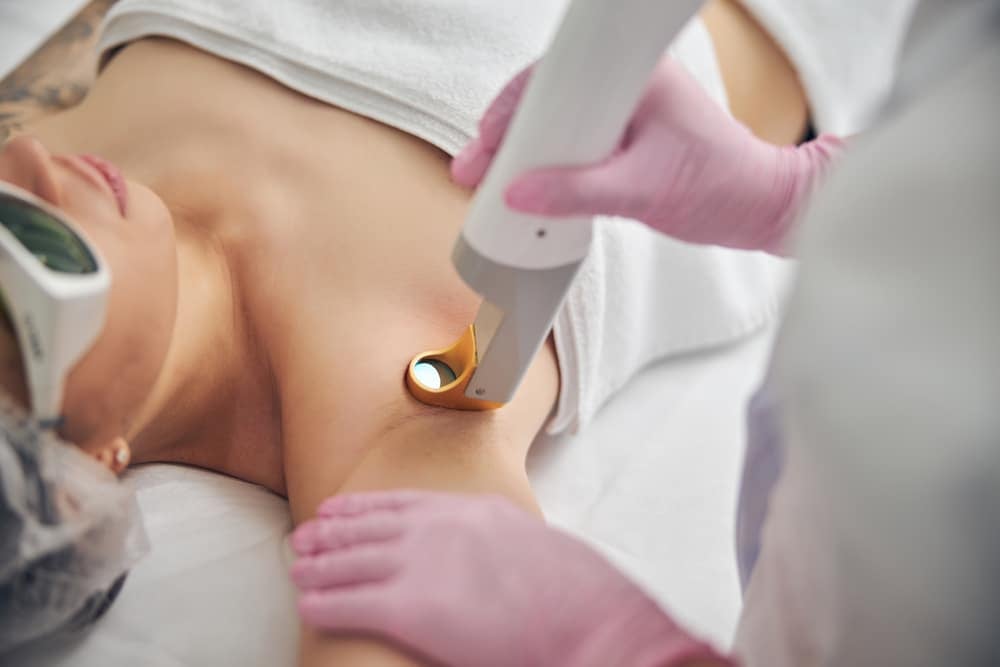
[0,2,806,665]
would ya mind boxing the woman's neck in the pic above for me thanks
[21,41,285,479]
[125,227,241,461]
[97,190,280,479]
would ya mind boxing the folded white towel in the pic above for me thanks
[102,0,572,154]
[100,0,789,432]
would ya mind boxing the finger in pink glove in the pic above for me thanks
[291,490,732,667]
[452,58,844,256]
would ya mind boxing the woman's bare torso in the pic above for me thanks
[21,0,808,502]
[29,38,508,501]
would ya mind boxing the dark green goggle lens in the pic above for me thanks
[0,191,98,274]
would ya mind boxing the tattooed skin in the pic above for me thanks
[0,0,119,143]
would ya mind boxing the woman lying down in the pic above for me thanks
[0,0,809,663]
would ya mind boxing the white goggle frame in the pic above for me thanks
[0,181,109,426]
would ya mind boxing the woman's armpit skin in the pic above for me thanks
[315,337,556,515]
[0,0,119,143]
[295,397,543,667]
[290,340,556,667]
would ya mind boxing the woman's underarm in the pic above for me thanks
[282,333,560,523]
[286,337,558,666]
[335,337,559,512]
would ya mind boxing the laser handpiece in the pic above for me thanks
[407,0,706,410]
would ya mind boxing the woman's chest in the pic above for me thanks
[224,121,483,494]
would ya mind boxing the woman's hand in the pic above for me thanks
[291,490,730,667]
[452,58,843,256]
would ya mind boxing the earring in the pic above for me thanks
[110,438,131,474]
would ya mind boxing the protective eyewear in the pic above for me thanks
[0,181,109,426]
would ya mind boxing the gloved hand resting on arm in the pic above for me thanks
[291,491,731,667]
[452,58,843,256]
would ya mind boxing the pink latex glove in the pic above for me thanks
[291,490,732,667]
[451,58,844,256]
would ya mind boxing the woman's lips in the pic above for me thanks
[78,154,128,216]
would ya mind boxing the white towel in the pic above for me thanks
[99,0,789,432]
[101,0,571,154]
[739,0,920,135]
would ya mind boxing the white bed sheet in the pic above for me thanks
[2,11,778,664]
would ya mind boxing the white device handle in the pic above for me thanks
[461,0,705,271]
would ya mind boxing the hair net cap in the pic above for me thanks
[0,392,148,652]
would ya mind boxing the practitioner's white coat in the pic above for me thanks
[736,3,1000,664]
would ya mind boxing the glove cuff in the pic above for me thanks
[755,132,846,256]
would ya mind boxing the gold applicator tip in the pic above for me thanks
[405,325,504,411]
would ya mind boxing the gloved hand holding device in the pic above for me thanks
[291,490,731,667]
[452,58,843,256]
